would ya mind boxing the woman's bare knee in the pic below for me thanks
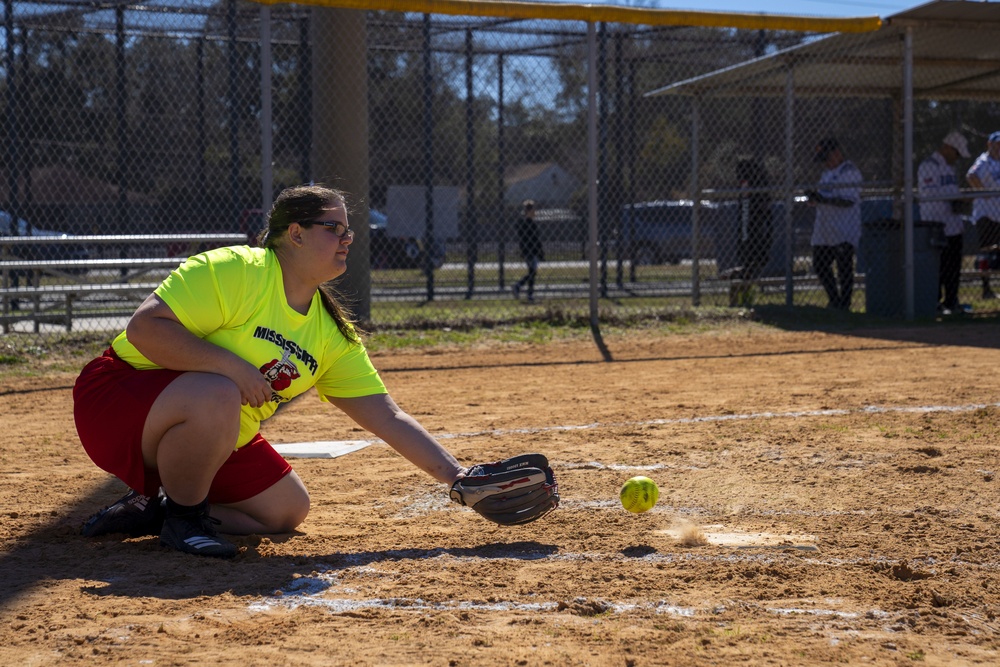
[144,373,241,447]
[185,373,242,423]
[269,498,310,532]
[216,472,310,534]
[266,483,310,532]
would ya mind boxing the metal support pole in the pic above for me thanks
[422,13,435,301]
[496,53,506,289]
[298,16,311,183]
[4,0,19,237]
[2,0,16,330]
[227,0,240,228]
[903,26,915,320]
[260,5,273,216]
[891,95,903,221]
[613,33,625,289]
[587,22,611,361]
[115,5,128,236]
[752,30,769,164]
[626,59,637,284]
[464,28,477,299]
[597,22,608,298]
[903,26,915,321]
[196,38,208,211]
[691,97,701,306]
[784,65,795,306]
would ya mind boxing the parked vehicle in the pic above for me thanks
[0,210,90,268]
[619,200,719,265]
[369,208,446,270]
[620,195,931,276]
[160,207,447,271]
[620,197,814,276]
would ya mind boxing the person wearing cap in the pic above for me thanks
[966,131,1000,299]
[918,131,971,314]
[806,138,863,311]
[512,199,544,303]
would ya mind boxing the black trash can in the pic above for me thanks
[861,219,944,318]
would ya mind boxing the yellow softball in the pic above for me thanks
[620,476,659,513]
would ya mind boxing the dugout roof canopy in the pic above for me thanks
[645,0,1000,101]
[643,0,1000,322]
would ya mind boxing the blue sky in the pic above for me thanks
[552,0,926,19]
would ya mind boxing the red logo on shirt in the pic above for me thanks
[260,349,300,395]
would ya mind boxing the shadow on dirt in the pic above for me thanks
[0,477,559,605]
[369,309,1000,376]
[0,478,150,608]
[621,545,657,558]
[77,541,560,601]
[753,305,1000,351]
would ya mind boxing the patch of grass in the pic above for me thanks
[0,334,110,377]
[5,302,1000,370]
[362,300,768,353]
[365,319,574,353]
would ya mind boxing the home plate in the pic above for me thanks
[659,525,819,551]
[272,441,374,459]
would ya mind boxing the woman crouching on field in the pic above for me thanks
[73,185,471,558]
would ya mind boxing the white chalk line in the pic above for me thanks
[438,401,1000,441]
[249,593,884,623]
[275,401,1000,458]
[257,401,1000,621]
[249,548,998,619]
[250,594,697,617]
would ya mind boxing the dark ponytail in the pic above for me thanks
[261,184,363,344]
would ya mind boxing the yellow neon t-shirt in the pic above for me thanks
[112,246,386,448]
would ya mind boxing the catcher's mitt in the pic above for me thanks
[449,453,559,525]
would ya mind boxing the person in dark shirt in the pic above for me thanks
[735,159,773,281]
[512,199,545,303]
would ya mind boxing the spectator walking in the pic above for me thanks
[512,200,544,303]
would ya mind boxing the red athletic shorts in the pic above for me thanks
[73,347,292,504]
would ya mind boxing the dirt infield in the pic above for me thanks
[2,322,1000,666]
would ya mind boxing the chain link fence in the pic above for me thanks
[2,0,999,345]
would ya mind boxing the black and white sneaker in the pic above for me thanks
[159,508,237,559]
[82,489,164,537]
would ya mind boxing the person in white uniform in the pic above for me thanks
[967,131,1000,299]
[806,138,862,311]
[918,131,970,314]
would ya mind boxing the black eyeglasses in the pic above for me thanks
[312,220,355,240]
